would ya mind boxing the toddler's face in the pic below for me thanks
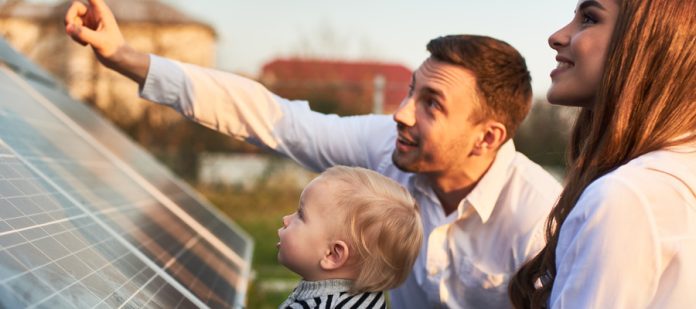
[277,177,340,279]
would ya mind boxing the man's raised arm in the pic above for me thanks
[63,0,392,173]
[64,0,149,86]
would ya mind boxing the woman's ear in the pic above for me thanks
[320,240,350,271]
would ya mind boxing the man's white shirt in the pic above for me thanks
[140,55,562,308]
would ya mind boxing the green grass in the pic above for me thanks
[197,181,304,308]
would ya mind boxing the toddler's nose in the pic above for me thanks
[281,215,289,228]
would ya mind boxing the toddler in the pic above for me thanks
[277,166,423,308]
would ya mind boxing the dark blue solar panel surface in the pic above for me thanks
[0,39,252,309]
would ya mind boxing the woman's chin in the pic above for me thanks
[547,89,594,108]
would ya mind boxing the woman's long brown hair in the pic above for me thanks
[509,0,696,307]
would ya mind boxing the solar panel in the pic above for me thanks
[0,39,253,308]
[0,39,55,88]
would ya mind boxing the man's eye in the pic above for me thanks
[426,99,439,109]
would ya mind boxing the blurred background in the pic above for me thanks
[0,0,577,307]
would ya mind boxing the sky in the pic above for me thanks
[41,0,577,98]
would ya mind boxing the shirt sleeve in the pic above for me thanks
[549,175,660,309]
[139,55,395,172]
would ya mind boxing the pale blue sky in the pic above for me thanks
[162,0,575,97]
[47,0,578,97]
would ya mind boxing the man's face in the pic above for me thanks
[392,58,484,174]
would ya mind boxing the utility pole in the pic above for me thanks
[372,74,385,114]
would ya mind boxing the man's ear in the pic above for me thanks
[472,121,507,156]
[320,240,350,271]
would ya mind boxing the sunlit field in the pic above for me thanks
[198,181,305,308]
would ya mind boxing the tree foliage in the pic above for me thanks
[514,98,578,169]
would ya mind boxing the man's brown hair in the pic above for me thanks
[427,35,532,139]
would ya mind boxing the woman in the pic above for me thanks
[509,0,695,308]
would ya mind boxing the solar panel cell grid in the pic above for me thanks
[0,127,197,309]
[1,39,252,308]
[28,80,251,256]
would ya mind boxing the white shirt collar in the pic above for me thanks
[463,140,516,223]
[411,141,517,223]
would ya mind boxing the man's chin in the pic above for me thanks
[392,151,419,173]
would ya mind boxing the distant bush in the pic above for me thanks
[197,180,303,308]
[515,99,578,171]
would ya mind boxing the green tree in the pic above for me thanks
[514,99,578,170]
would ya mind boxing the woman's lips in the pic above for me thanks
[551,56,574,78]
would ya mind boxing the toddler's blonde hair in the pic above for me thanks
[319,166,423,293]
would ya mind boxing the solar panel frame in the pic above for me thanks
[0,39,56,88]
[0,39,253,309]
[0,66,208,308]
[24,62,252,260]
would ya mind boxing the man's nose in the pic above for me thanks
[393,97,416,127]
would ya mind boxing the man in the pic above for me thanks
[65,0,562,307]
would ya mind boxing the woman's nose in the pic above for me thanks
[548,24,571,50]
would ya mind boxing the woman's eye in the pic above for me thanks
[581,13,597,25]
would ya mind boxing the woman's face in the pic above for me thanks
[547,0,620,107]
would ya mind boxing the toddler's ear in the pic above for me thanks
[320,241,350,270]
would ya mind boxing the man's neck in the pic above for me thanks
[427,155,496,216]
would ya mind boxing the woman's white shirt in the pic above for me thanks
[550,142,696,308]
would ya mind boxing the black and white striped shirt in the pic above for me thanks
[280,279,386,309]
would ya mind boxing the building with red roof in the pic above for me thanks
[260,58,412,115]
